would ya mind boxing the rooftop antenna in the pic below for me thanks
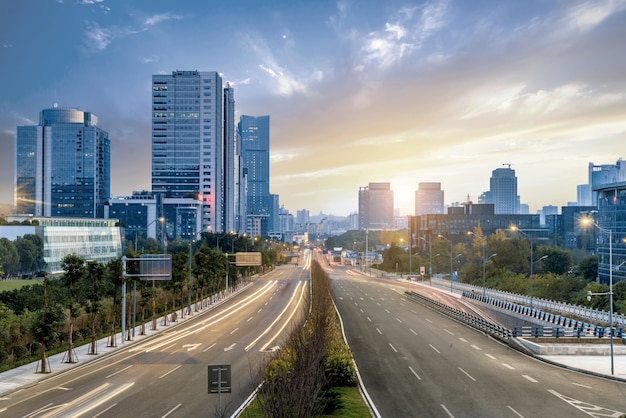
[502,161,511,169]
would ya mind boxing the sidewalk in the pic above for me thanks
[0,287,246,397]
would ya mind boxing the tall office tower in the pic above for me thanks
[577,184,591,206]
[489,166,518,214]
[151,70,223,233]
[588,159,626,206]
[358,182,394,230]
[15,106,110,218]
[223,83,237,233]
[415,182,444,215]
[239,115,271,233]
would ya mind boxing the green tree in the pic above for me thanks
[14,237,38,274]
[0,238,19,276]
[31,304,65,373]
[81,261,109,355]
[61,254,86,363]
[536,246,572,275]
[578,255,598,282]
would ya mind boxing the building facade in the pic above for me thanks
[415,182,444,215]
[151,70,224,234]
[358,182,394,230]
[15,106,110,218]
[592,181,626,284]
[239,115,271,233]
[488,166,518,214]
[223,83,238,233]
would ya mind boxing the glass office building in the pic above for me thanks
[1,216,122,274]
[15,106,110,218]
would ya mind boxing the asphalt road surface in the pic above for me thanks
[329,264,626,418]
[0,259,311,418]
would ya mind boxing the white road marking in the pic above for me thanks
[441,404,455,417]
[385,309,391,314]
[161,403,182,418]
[389,343,398,353]
[459,338,468,343]
[409,366,422,380]
[367,316,372,322]
[182,343,201,351]
[203,342,216,352]
[458,367,476,382]
[246,316,253,322]
[572,382,592,389]
[471,344,482,351]
[429,344,440,354]
[502,363,515,370]
[485,353,496,360]
[230,328,239,335]
[92,403,118,418]
[425,318,433,323]
[444,329,454,335]
[548,389,625,417]
[396,317,402,323]
[224,343,237,351]
[376,328,383,335]
[410,329,418,335]
[507,405,525,417]
[159,366,181,379]
[522,375,538,383]
[105,365,132,378]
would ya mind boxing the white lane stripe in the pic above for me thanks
[507,405,525,417]
[429,344,440,354]
[458,367,476,382]
[502,363,515,370]
[522,375,538,383]
[389,343,398,353]
[410,329,418,335]
[161,403,182,418]
[105,365,132,378]
[159,365,181,379]
[485,353,496,360]
[376,328,383,335]
[409,366,422,381]
[441,404,455,417]
[444,329,454,335]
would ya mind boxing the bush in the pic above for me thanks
[0,350,8,363]
[13,345,29,359]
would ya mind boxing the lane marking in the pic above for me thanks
[507,405,525,417]
[159,366,181,379]
[548,389,625,417]
[485,354,496,360]
[425,318,433,323]
[367,316,372,322]
[162,403,182,418]
[105,365,132,378]
[429,344,440,354]
[203,342,216,352]
[459,338,468,343]
[441,404,455,417]
[409,329,418,335]
[389,343,398,353]
[458,367,476,382]
[246,316,253,322]
[224,343,236,351]
[376,328,383,335]
[395,317,402,323]
[92,403,118,418]
[230,328,239,335]
[471,344,482,351]
[444,329,454,335]
[409,366,422,381]
[502,363,515,370]
[385,309,391,314]
[522,375,538,383]
[572,382,592,389]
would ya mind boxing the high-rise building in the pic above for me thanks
[358,182,394,230]
[239,115,271,234]
[588,159,626,206]
[488,166,518,214]
[151,70,223,234]
[223,83,237,233]
[15,106,110,218]
[415,182,444,215]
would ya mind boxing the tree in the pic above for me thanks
[536,246,572,275]
[0,238,19,276]
[578,255,598,282]
[81,261,109,355]
[61,254,86,363]
[31,304,65,373]
[14,237,38,274]
[105,258,125,347]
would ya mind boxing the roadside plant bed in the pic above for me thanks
[249,260,365,418]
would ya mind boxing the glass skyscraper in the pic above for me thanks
[14,106,110,218]
[151,70,224,233]
[239,115,271,218]
[489,166,518,214]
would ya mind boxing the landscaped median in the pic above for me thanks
[240,260,371,418]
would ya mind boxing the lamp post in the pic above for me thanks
[581,217,614,375]
[420,236,432,286]
[509,226,547,309]
[483,249,497,297]
[438,235,454,292]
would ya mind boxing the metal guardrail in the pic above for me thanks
[430,277,626,328]
[405,291,512,340]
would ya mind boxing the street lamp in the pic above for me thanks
[509,226,547,309]
[483,251,497,297]
[581,217,615,375]
[438,235,455,292]
[420,236,433,286]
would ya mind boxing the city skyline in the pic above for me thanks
[1,1,625,216]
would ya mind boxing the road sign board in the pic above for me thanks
[235,252,262,266]
[208,364,231,394]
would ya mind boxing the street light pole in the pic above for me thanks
[420,236,432,286]
[582,218,614,375]
[438,235,453,292]
[510,226,547,309]
[483,248,497,297]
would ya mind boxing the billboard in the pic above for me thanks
[235,252,262,266]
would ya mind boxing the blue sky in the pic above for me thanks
[1,0,625,216]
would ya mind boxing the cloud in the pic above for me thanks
[564,0,626,31]
[144,13,184,27]
[83,22,112,51]
[139,56,159,64]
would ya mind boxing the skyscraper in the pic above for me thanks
[415,182,444,215]
[239,115,271,234]
[15,106,110,218]
[223,83,237,232]
[489,166,518,214]
[151,70,223,233]
[358,182,394,230]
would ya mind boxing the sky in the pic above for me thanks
[1,0,625,217]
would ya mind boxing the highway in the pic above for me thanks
[329,265,626,418]
[0,257,311,418]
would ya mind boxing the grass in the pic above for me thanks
[239,386,371,418]
[0,279,41,292]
